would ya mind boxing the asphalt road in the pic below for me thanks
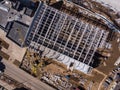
[2,59,55,90]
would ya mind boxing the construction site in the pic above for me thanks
[20,0,120,90]
[25,1,110,74]
[21,49,106,90]
[0,0,120,90]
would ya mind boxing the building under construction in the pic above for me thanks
[25,2,109,74]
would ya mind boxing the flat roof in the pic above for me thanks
[7,21,28,46]
[0,9,8,28]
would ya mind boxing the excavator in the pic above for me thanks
[31,53,45,75]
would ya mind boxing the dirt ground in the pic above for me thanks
[91,82,100,90]
[44,63,65,74]
[96,37,120,75]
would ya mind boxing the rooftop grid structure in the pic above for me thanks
[26,2,109,74]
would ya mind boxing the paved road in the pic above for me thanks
[2,59,55,90]
[0,80,14,90]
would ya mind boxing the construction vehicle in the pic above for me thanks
[31,65,37,75]
[31,58,45,75]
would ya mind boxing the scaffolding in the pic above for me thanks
[26,2,109,74]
